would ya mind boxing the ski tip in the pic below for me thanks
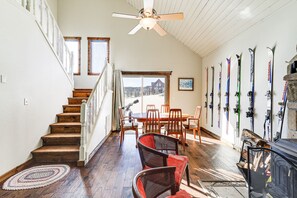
[248,48,255,53]
[267,46,276,53]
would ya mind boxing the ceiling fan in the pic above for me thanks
[112,0,184,36]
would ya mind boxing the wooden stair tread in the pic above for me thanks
[32,145,79,153]
[57,113,80,116]
[43,133,81,138]
[50,122,81,126]
[74,89,92,92]
[63,104,81,107]
[68,97,88,99]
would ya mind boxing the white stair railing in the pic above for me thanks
[79,63,113,165]
[15,0,74,83]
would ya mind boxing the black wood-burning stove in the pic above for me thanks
[268,139,297,198]
[245,139,297,198]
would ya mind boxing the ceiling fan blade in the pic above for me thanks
[143,0,154,11]
[112,12,140,20]
[128,24,142,35]
[158,13,184,21]
[153,23,166,36]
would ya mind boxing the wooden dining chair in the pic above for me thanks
[165,109,186,151]
[144,109,161,134]
[118,107,139,147]
[183,106,202,143]
[160,104,170,113]
[160,104,170,128]
[146,104,156,111]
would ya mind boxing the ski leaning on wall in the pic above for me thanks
[246,48,255,132]
[233,54,242,138]
[224,58,231,134]
[209,66,214,127]
[263,47,275,142]
[218,63,222,128]
[274,82,288,141]
[204,67,208,124]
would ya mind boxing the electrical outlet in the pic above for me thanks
[24,98,29,105]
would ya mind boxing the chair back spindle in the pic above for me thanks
[146,104,156,111]
[161,104,170,113]
[166,109,186,150]
[145,109,161,134]
[167,109,183,134]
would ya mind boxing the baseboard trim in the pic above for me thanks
[0,159,34,183]
[77,160,85,167]
[200,127,220,140]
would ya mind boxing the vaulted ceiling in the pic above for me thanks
[127,0,294,57]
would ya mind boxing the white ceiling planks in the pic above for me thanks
[126,0,294,57]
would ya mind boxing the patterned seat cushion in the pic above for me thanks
[139,135,156,149]
[136,179,146,198]
[143,154,188,187]
[167,155,189,186]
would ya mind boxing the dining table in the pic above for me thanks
[132,112,190,123]
[132,112,191,146]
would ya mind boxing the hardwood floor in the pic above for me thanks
[0,131,243,198]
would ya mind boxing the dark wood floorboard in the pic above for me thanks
[0,131,243,198]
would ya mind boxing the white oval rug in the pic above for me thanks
[2,164,70,190]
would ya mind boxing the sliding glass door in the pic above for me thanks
[122,72,170,114]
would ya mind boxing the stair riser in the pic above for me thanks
[51,126,81,133]
[42,137,81,146]
[32,152,79,163]
[63,106,81,113]
[57,115,80,122]
[68,98,87,104]
[73,92,91,97]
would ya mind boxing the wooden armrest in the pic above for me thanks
[186,117,199,125]
[187,117,199,121]
[121,117,136,121]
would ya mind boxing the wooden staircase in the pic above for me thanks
[32,89,92,163]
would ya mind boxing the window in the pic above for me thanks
[88,37,110,75]
[64,37,81,75]
[122,71,171,114]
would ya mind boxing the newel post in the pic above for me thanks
[78,99,88,166]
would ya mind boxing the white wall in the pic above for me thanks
[46,0,58,20]
[0,0,73,176]
[57,0,202,114]
[201,1,297,146]
[87,91,113,158]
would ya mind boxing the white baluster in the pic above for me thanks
[33,0,36,16]
[22,0,27,8]
[46,4,49,37]
[79,100,88,163]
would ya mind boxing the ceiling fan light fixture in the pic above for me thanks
[140,18,156,30]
